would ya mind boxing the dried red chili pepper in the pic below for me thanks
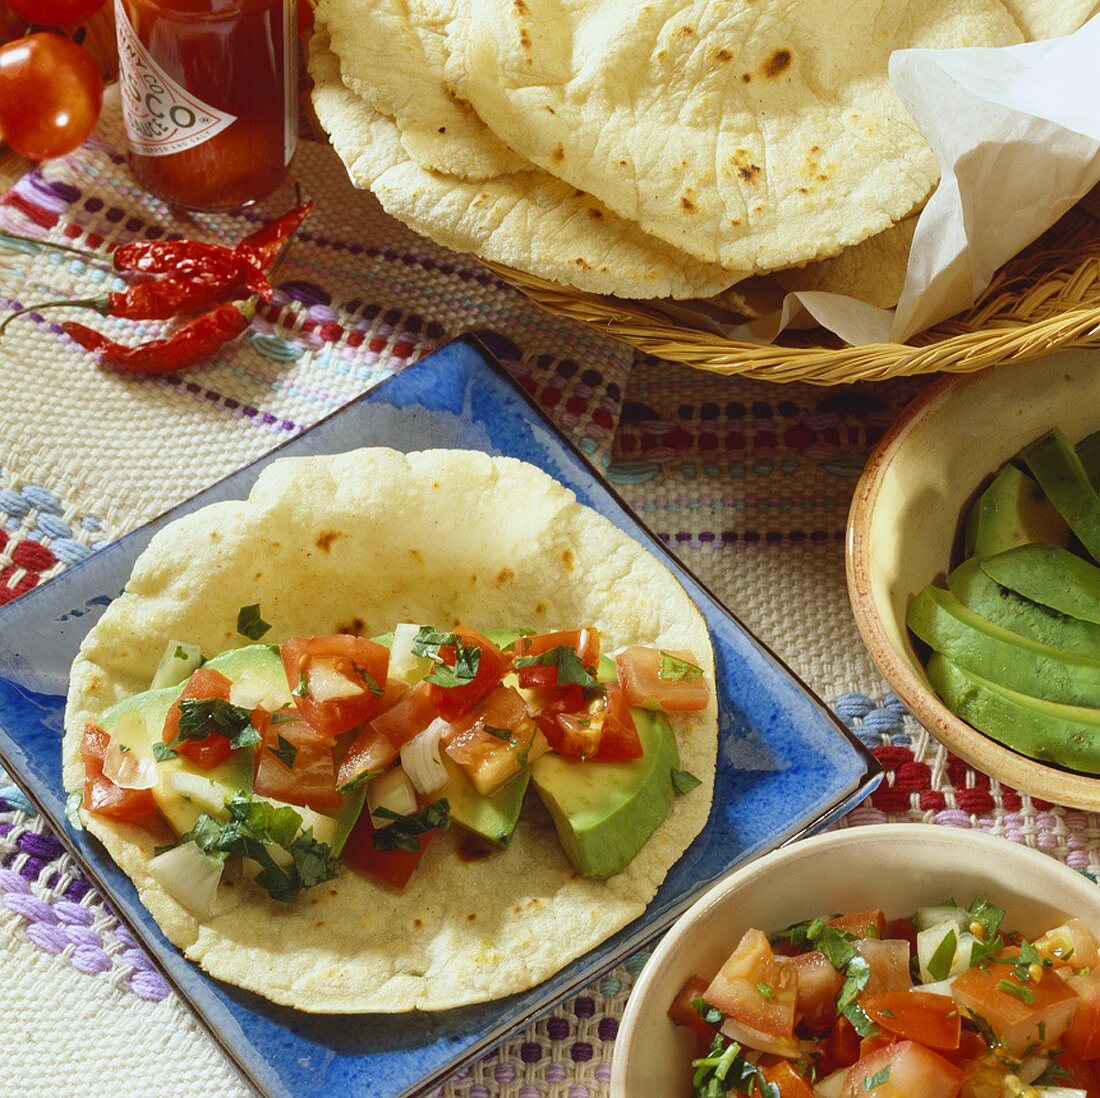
[112,239,270,294]
[62,298,257,375]
[236,200,315,271]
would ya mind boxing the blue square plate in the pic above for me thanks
[0,337,879,1097]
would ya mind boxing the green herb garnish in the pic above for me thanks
[690,997,724,1027]
[755,982,776,1000]
[353,664,384,698]
[269,735,297,769]
[671,768,702,795]
[968,898,1005,941]
[1013,940,1042,982]
[927,928,958,982]
[483,724,517,746]
[658,651,703,682]
[372,799,452,852]
[997,978,1036,1005]
[514,645,601,690]
[337,768,381,793]
[863,1065,890,1090]
[117,744,130,754]
[236,603,271,641]
[292,669,310,698]
[174,645,190,661]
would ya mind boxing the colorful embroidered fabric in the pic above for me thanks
[0,95,1096,1096]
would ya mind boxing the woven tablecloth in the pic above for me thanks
[1,95,1098,1098]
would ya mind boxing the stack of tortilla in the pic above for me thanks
[309,1,1097,310]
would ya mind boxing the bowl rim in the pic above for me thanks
[611,823,1100,1095]
[845,367,1100,811]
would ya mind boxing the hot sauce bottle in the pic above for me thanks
[115,0,298,211]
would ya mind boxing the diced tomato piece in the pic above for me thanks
[444,686,547,794]
[884,917,918,955]
[426,627,510,721]
[862,992,961,1051]
[340,800,433,890]
[1064,970,1100,1060]
[1036,918,1100,973]
[373,677,408,717]
[253,715,341,810]
[817,1016,862,1076]
[855,938,913,995]
[841,1041,963,1098]
[370,682,439,749]
[80,724,158,822]
[758,1058,815,1098]
[616,645,710,712]
[780,950,843,1033]
[829,910,886,940]
[535,684,642,761]
[939,1028,987,1066]
[952,947,1078,1058]
[858,1032,897,1059]
[1048,1049,1100,1095]
[668,975,720,1040]
[281,635,390,740]
[706,928,800,1058]
[591,685,643,760]
[161,667,241,771]
[336,725,397,790]
[514,628,600,689]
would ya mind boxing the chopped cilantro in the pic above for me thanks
[968,897,1005,941]
[1013,940,1042,982]
[514,645,601,690]
[876,1008,895,1018]
[690,1034,780,1098]
[969,932,1005,969]
[966,1008,999,1049]
[236,603,271,641]
[353,664,384,698]
[658,651,703,682]
[292,669,310,698]
[65,790,84,832]
[176,698,261,749]
[269,712,299,726]
[372,799,452,852]
[117,744,130,754]
[770,918,816,952]
[152,741,177,762]
[1034,1061,1073,1086]
[863,1065,890,1090]
[483,724,517,746]
[337,768,381,793]
[997,978,1036,1005]
[927,928,958,981]
[843,1001,880,1038]
[269,735,297,769]
[690,997,724,1027]
[671,769,702,795]
[755,982,776,1000]
[412,627,482,689]
[806,920,880,1038]
[173,645,190,661]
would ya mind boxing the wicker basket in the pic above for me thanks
[484,186,1100,386]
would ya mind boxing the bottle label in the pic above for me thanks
[115,0,238,159]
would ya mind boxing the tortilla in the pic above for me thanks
[309,27,747,300]
[1001,1,1099,39]
[459,0,1022,273]
[63,449,718,1012]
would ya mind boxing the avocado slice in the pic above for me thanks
[962,463,1069,560]
[907,584,1100,707]
[1022,429,1100,563]
[530,709,679,879]
[442,753,529,848]
[927,653,1100,774]
[946,557,1100,658]
[1078,429,1100,491]
[980,542,1100,628]
[203,643,286,687]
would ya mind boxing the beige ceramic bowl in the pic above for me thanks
[847,349,1100,811]
[611,824,1100,1096]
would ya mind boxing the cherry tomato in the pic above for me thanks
[0,33,103,160]
[80,724,158,822]
[5,0,107,26]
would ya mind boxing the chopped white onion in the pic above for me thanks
[1033,1090,1088,1098]
[150,640,203,690]
[1019,1056,1050,1085]
[102,709,156,789]
[367,768,418,828]
[147,842,223,919]
[158,769,236,820]
[913,975,956,997]
[389,623,431,683]
[400,719,449,796]
[307,659,366,703]
[229,669,292,713]
[812,1068,848,1098]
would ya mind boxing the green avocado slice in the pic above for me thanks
[927,653,1100,775]
[530,709,679,879]
[962,463,1069,560]
[907,585,1100,707]
[947,557,1100,658]
[1022,429,1100,563]
[979,542,1100,628]
[442,753,529,848]
[1078,428,1100,490]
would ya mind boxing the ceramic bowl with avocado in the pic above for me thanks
[847,349,1100,811]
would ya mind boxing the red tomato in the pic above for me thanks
[862,992,962,1051]
[1064,971,1100,1060]
[535,684,642,761]
[855,938,913,995]
[884,917,918,954]
[281,635,390,740]
[253,715,340,811]
[162,667,243,771]
[939,1028,987,1066]
[0,33,102,160]
[616,645,710,712]
[1049,1049,1100,1095]
[6,0,106,24]
[370,682,439,749]
[336,726,397,790]
[667,975,720,1040]
[858,1032,897,1059]
[340,800,433,890]
[79,724,158,822]
[426,627,510,721]
[758,1058,815,1098]
[780,950,843,1033]
[705,928,801,1058]
[514,629,600,689]
[841,1041,963,1098]
[829,910,887,940]
[444,686,544,794]
[818,1016,862,1076]
[952,948,1078,1058]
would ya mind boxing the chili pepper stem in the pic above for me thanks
[0,231,108,265]
[0,297,110,337]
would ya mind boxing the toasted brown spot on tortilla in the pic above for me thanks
[763,48,791,77]
[253,572,262,581]
[513,0,526,11]
[315,530,344,553]
[544,105,555,114]
[730,219,741,226]
[329,889,339,897]
[496,567,515,587]
[457,834,495,862]
[315,921,325,928]
[519,28,531,49]
[680,195,696,211]
[414,918,423,929]
[535,601,547,615]
[573,257,592,270]
[437,126,446,134]
[738,164,761,183]
[410,548,422,561]
[741,72,752,83]
[552,143,565,162]
[587,208,603,220]
[714,48,732,63]
[335,617,365,636]
[210,531,220,542]
[470,573,478,585]
[432,481,440,489]
[562,549,574,570]
[467,913,477,922]
[678,24,694,35]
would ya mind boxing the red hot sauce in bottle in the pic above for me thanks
[115,0,298,211]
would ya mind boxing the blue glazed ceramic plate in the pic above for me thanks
[0,337,879,1097]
